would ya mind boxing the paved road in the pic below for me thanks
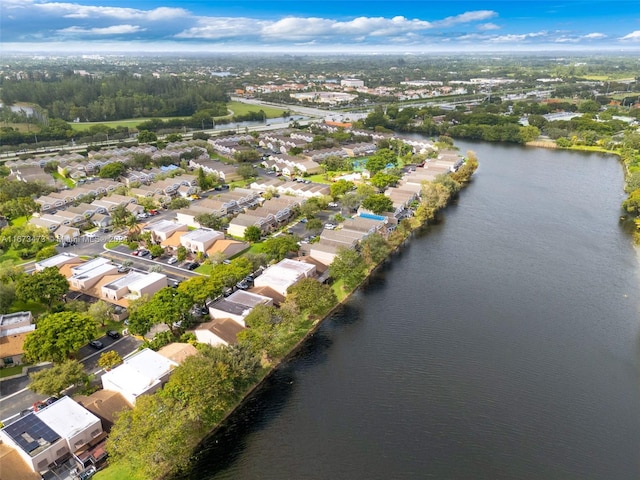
[0,335,142,423]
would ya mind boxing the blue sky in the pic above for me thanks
[2,0,640,53]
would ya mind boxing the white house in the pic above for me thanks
[179,228,224,253]
[254,259,316,296]
[101,348,178,405]
[35,396,103,456]
[101,272,167,302]
[208,290,273,326]
[194,318,245,347]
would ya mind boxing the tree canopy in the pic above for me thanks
[28,360,89,397]
[23,311,98,362]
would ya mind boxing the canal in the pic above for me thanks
[183,140,640,480]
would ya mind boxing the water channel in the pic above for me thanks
[183,140,640,480]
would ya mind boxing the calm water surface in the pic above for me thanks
[184,141,640,480]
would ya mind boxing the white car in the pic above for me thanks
[324,223,336,230]
[167,256,178,265]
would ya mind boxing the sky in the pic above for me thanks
[2,0,640,54]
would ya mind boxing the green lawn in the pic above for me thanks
[225,101,286,119]
[9,216,28,227]
[51,171,75,188]
[9,299,48,316]
[70,117,184,132]
[0,248,24,268]
[70,101,286,133]
[94,461,145,480]
[0,364,27,378]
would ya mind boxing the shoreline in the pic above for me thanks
[178,194,460,478]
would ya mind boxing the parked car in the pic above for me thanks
[113,234,126,241]
[137,213,149,220]
[167,256,178,265]
[33,397,58,412]
[186,261,200,271]
[107,330,120,339]
[328,202,339,208]
[138,249,150,257]
[89,340,104,350]
[131,250,140,256]
[324,223,336,230]
[148,209,159,216]
[117,265,130,273]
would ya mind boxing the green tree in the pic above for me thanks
[23,312,98,362]
[98,350,123,371]
[176,245,188,262]
[286,278,337,317]
[329,247,367,290]
[98,162,126,179]
[262,235,299,261]
[0,197,39,220]
[137,130,157,144]
[0,283,16,314]
[28,360,89,397]
[330,179,355,199]
[87,300,114,327]
[195,212,225,230]
[35,245,58,261]
[361,194,393,214]
[370,171,400,190]
[244,225,262,242]
[366,149,396,174]
[177,275,222,306]
[237,164,256,180]
[360,233,391,265]
[16,267,69,306]
[169,197,190,210]
[149,244,164,258]
[128,287,192,335]
[623,189,640,214]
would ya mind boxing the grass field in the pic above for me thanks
[94,462,146,480]
[70,101,286,132]
[0,122,39,133]
[51,171,75,188]
[0,364,26,378]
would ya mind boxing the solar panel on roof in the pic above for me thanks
[2,413,60,454]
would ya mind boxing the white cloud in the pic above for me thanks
[583,32,606,39]
[620,31,640,41]
[433,10,497,27]
[477,23,500,31]
[176,17,265,40]
[58,24,145,35]
[489,31,548,43]
[18,1,188,21]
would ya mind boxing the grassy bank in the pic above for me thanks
[94,152,479,480]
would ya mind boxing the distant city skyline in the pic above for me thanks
[2,0,640,53]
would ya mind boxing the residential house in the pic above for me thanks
[0,412,69,474]
[0,311,34,366]
[101,272,167,302]
[180,228,224,253]
[143,220,188,242]
[226,213,271,238]
[53,225,81,244]
[35,396,103,463]
[253,259,316,296]
[156,342,198,365]
[205,239,249,259]
[208,290,273,326]
[188,159,240,182]
[194,318,245,347]
[101,348,178,405]
[75,390,131,432]
[35,252,81,272]
[68,258,118,291]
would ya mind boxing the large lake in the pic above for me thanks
[183,140,640,480]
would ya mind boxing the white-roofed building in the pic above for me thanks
[34,252,81,272]
[68,258,118,291]
[179,228,224,253]
[208,290,273,326]
[101,348,178,405]
[101,271,167,302]
[253,259,316,296]
[143,219,188,242]
[35,396,103,454]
